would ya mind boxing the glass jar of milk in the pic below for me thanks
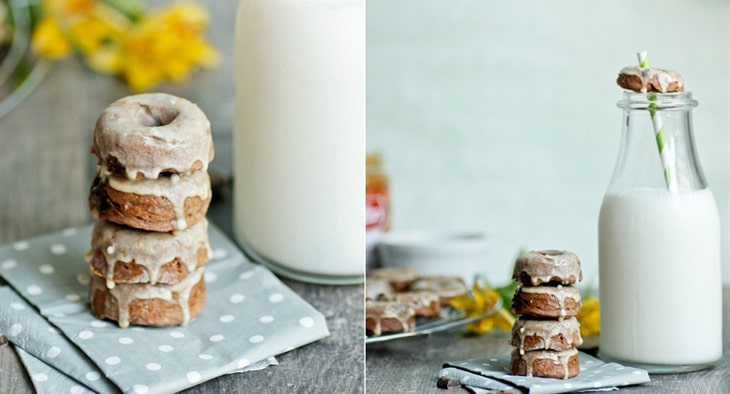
[598,91,722,372]
[233,0,364,284]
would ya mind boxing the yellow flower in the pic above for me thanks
[577,296,600,338]
[450,277,515,335]
[31,17,73,58]
[120,1,219,91]
[68,5,129,73]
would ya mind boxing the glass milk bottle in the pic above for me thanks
[598,91,722,372]
[233,0,365,284]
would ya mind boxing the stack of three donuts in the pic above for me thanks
[86,93,214,328]
[509,250,584,379]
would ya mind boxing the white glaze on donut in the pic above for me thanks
[513,316,583,354]
[93,93,213,180]
[100,169,211,230]
[88,219,212,288]
[514,250,582,286]
[519,285,582,320]
[91,267,204,328]
[514,348,578,378]
[620,66,684,93]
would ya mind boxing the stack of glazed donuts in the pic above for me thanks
[510,250,583,379]
[86,93,214,328]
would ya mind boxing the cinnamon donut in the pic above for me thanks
[410,276,468,306]
[370,267,419,292]
[89,169,211,232]
[365,301,415,336]
[510,348,579,379]
[513,250,582,286]
[89,267,206,328]
[617,66,684,93]
[395,292,441,318]
[365,277,395,301]
[92,93,214,180]
[511,285,582,320]
[87,219,212,288]
[511,316,583,354]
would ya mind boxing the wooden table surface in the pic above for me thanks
[366,287,730,393]
[0,1,364,393]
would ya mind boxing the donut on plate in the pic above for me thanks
[365,301,415,336]
[409,276,468,306]
[87,219,212,288]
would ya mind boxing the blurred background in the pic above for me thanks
[367,0,730,286]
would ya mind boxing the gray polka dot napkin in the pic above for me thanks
[441,352,650,393]
[0,224,330,393]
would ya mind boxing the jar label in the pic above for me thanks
[366,193,388,231]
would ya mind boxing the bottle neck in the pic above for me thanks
[608,91,708,193]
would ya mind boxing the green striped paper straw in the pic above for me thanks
[637,51,676,192]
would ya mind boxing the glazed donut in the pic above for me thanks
[92,93,214,180]
[409,276,468,306]
[87,219,212,288]
[365,277,395,301]
[395,292,441,318]
[513,250,582,286]
[511,316,583,354]
[510,348,580,379]
[89,169,212,232]
[370,267,419,292]
[511,285,582,320]
[89,267,207,328]
[617,66,684,93]
[365,301,415,336]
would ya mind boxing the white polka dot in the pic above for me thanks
[219,314,235,323]
[77,273,90,285]
[204,272,218,283]
[209,334,224,342]
[146,363,161,371]
[85,371,100,381]
[105,356,121,365]
[299,316,315,327]
[564,383,573,389]
[622,381,630,386]
[118,337,134,345]
[268,293,283,303]
[13,241,29,250]
[186,371,201,383]
[198,354,214,360]
[1,259,17,270]
[50,243,67,255]
[580,367,587,371]
[65,293,81,302]
[132,385,149,394]
[26,285,43,295]
[212,248,227,259]
[616,366,625,371]
[47,346,61,358]
[237,358,250,369]
[585,360,594,364]
[633,370,642,375]
[593,382,602,388]
[78,330,94,340]
[259,315,274,323]
[48,327,60,335]
[229,293,245,304]
[9,324,22,337]
[158,345,174,352]
[238,270,254,280]
[533,384,542,389]
[249,335,264,343]
[489,358,498,362]
[32,373,48,382]
[10,302,25,311]
[39,264,55,274]
[169,331,185,338]
[70,385,85,394]
[91,320,107,328]
[62,228,78,236]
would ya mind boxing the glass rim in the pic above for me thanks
[617,90,698,110]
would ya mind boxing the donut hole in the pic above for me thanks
[136,104,179,127]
